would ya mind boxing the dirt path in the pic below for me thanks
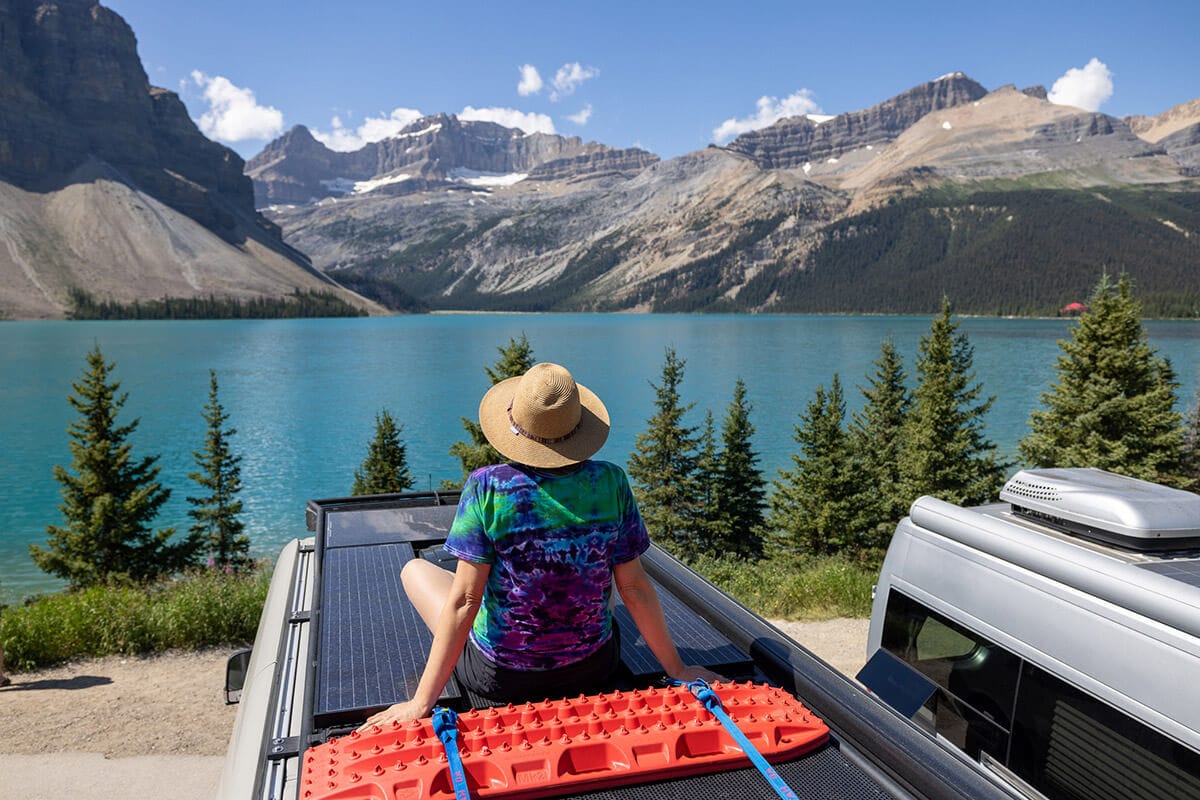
[0,619,869,799]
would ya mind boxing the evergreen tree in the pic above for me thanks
[767,375,866,557]
[1181,389,1200,487]
[1019,274,1187,486]
[31,345,198,588]
[691,410,724,551]
[849,338,911,552]
[445,334,535,486]
[900,298,1007,506]
[352,408,415,495]
[712,378,766,560]
[187,370,250,570]
[628,347,700,554]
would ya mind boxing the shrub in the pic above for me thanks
[689,553,877,620]
[0,567,270,671]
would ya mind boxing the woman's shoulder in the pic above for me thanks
[579,460,633,485]
[584,459,622,474]
[466,463,527,485]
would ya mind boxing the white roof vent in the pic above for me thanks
[1000,468,1200,551]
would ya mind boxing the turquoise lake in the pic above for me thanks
[3,314,1199,601]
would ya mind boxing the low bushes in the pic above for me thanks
[690,554,876,620]
[0,554,873,672]
[1,568,270,671]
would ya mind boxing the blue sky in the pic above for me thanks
[105,0,1200,162]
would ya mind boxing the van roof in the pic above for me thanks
[909,494,1200,641]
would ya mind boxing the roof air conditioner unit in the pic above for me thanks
[1000,468,1200,551]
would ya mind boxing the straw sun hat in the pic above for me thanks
[479,362,610,469]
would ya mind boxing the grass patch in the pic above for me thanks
[689,554,877,620]
[0,568,270,671]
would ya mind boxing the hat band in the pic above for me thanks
[507,400,581,445]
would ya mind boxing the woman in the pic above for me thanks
[364,362,718,726]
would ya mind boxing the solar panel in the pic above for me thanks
[569,743,891,800]
[614,577,751,677]
[1136,559,1200,589]
[316,542,459,723]
[323,504,458,549]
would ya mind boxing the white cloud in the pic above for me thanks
[190,71,284,142]
[712,89,822,143]
[311,107,425,151]
[550,62,599,102]
[460,106,555,135]
[517,64,544,96]
[1047,58,1114,111]
[567,104,593,125]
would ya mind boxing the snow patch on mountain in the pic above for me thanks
[449,168,528,187]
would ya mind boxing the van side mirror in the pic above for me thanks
[224,648,252,704]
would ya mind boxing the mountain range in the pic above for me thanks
[2,1,1198,319]
[254,74,1200,316]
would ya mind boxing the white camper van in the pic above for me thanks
[859,468,1200,800]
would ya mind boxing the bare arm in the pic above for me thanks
[362,559,490,727]
[614,556,722,683]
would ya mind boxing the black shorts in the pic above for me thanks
[454,622,622,704]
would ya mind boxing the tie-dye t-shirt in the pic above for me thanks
[444,460,650,671]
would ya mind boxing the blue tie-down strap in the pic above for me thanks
[671,679,801,800]
[432,706,472,800]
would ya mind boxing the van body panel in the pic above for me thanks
[217,538,314,800]
[867,487,1200,772]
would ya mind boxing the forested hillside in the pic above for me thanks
[749,185,1200,317]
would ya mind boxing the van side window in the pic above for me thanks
[881,591,1020,763]
[1010,663,1200,800]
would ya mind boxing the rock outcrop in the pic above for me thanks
[0,0,371,318]
[247,115,659,206]
[720,73,988,170]
[2,0,249,232]
[1126,97,1200,176]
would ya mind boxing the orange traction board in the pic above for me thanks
[300,681,830,800]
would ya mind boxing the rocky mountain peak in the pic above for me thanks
[0,0,360,318]
[1125,96,1200,175]
[247,112,659,207]
[1125,97,1200,142]
[721,73,988,170]
[0,0,261,231]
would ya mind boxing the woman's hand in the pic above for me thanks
[359,699,430,731]
[669,664,725,684]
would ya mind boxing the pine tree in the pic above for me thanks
[849,338,911,552]
[352,408,415,495]
[483,334,535,384]
[691,410,724,552]
[900,298,1007,506]
[1019,274,1187,486]
[187,370,250,570]
[445,334,535,486]
[1181,389,1200,487]
[31,345,199,588]
[713,378,766,560]
[767,375,866,557]
[628,347,700,554]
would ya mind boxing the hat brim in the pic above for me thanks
[478,375,610,469]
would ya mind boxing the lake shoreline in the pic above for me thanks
[5,315,1198,601]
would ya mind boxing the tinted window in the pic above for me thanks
[881,590,1020,762]
[1011,663,1200,800]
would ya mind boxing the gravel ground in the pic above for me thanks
[0,618,869,800]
